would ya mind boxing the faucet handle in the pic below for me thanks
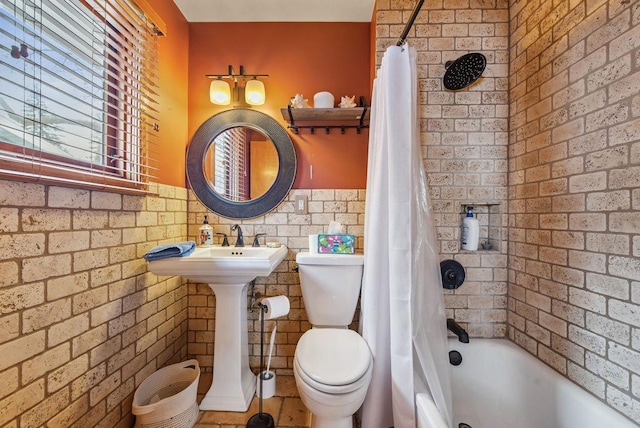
[217,233,229,247]
[252,233,266,247]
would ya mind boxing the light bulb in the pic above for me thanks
[210,79,231,105]
[245,79,265,105]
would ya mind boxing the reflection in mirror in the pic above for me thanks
[203,127,279,202]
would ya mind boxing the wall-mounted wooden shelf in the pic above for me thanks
[280,106,370,134]
[280,107,369,121]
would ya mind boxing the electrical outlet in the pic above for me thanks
[295,195,308,214]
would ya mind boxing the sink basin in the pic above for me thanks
[147,244,288,412]
[148,245,288,284]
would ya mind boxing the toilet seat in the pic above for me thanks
[295,328,372,394]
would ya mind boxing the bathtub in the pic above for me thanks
[417,339,637,428]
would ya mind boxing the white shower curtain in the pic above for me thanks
[360,44,453,428]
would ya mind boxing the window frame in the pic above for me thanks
[0,0,163,194]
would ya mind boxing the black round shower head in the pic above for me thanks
[443,53,487,91]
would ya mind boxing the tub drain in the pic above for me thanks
[449,350,463,366]
[459,424,472,428]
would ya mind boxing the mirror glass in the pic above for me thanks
[203,126,279,202]
[187,109,297,219]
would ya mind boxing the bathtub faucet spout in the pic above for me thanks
[447,318,469,343]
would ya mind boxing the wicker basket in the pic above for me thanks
[132,359,200,428]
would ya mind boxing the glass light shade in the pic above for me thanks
[245,79,265,105]
[210,79,231,105]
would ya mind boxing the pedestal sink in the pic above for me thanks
[147,245,288,411]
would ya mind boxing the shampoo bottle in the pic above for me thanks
[199,215,213,246]
[461,206,479,251]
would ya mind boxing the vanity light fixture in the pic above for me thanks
[207,65,268,107]
[210,77,231,105]
[245,78,266,106]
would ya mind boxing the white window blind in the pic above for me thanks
[0,0,161,193]
[213,127,249,201]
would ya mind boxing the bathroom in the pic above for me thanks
[0,0,639,426]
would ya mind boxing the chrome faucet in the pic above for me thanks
[231,224,244,247]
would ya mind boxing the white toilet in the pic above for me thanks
[294,252,373,428]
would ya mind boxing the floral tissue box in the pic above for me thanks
[318,234,355,254]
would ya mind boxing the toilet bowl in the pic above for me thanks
[294,328,373,428]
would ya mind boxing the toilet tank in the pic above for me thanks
[295,252,364,327]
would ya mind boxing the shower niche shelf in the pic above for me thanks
[280,104,370,134]
[460,202,502,252]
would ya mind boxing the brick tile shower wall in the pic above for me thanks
[376,0,511,338]
[0,180,189,427]
[509,0,640,422]
[187,189,366,375]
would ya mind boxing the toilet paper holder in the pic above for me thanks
[246,301,275,428]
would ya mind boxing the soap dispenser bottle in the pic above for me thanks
[461,206,479,251]
[199,215,213,246]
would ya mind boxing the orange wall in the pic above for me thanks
[370,4,377,97]
[153,0,190,187]
[188,22,371,189]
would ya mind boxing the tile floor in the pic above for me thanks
[194,374,312,428]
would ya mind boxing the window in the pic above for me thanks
[212,127,249,201]
[0,0,163,193]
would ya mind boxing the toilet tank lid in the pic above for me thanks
[296,252,364,266]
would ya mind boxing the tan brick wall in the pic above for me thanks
[3,1,638,425]
[0,180,189,427]
[509,0,640,423]
[187,189,366,375]
[376,0,510,338]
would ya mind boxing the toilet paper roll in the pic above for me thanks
[261,295,290,320]
[256,370,275,398]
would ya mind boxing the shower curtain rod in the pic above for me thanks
[396,0,426,46]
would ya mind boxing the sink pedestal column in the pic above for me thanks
[200,282,255,411]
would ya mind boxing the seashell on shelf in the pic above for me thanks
[289,94,310,108]
[339,95,357,108]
